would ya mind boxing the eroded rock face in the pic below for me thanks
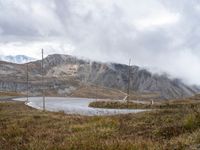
[0,54,199,99]
[75,62,199,99]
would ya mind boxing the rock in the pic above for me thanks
[0,54,199,99]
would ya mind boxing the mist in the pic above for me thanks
[0,0,200,85]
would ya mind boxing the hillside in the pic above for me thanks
[0,54,199,99]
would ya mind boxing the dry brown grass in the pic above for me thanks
[70,85,160,101]
[89,101,152,109]
[89,98,200,110]
[0,91,24,97]
[1,95,200,149]
[70,85,125,100]
[129,92,160,101]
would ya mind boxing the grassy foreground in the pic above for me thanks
[1,100,200,150]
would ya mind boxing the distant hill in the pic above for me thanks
[0,55,36,64]
[0,54,199,100]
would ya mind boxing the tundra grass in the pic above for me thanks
[1,99,200,150]
[0,91,23,97]
[89,100,200,110]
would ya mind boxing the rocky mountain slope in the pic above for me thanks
[0,54,199,100]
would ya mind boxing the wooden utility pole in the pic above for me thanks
[42,49,45,111]
[127,59,131,102]
[95,83,98,101]
[26,63,29,103]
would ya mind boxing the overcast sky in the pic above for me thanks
[0,0,200,85]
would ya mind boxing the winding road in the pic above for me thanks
[13,97,147,116]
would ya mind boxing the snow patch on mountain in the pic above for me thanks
[0,55,36,64]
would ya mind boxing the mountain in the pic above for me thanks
[0,54,199,100]
[0,55,36,64]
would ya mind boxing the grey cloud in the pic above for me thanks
[0,0,200,85]
[0,0,65,39]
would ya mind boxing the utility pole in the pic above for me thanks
[42,49,45,111]
[26,63,29,103]
[95,83,98,101]
[127,59,131,102]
